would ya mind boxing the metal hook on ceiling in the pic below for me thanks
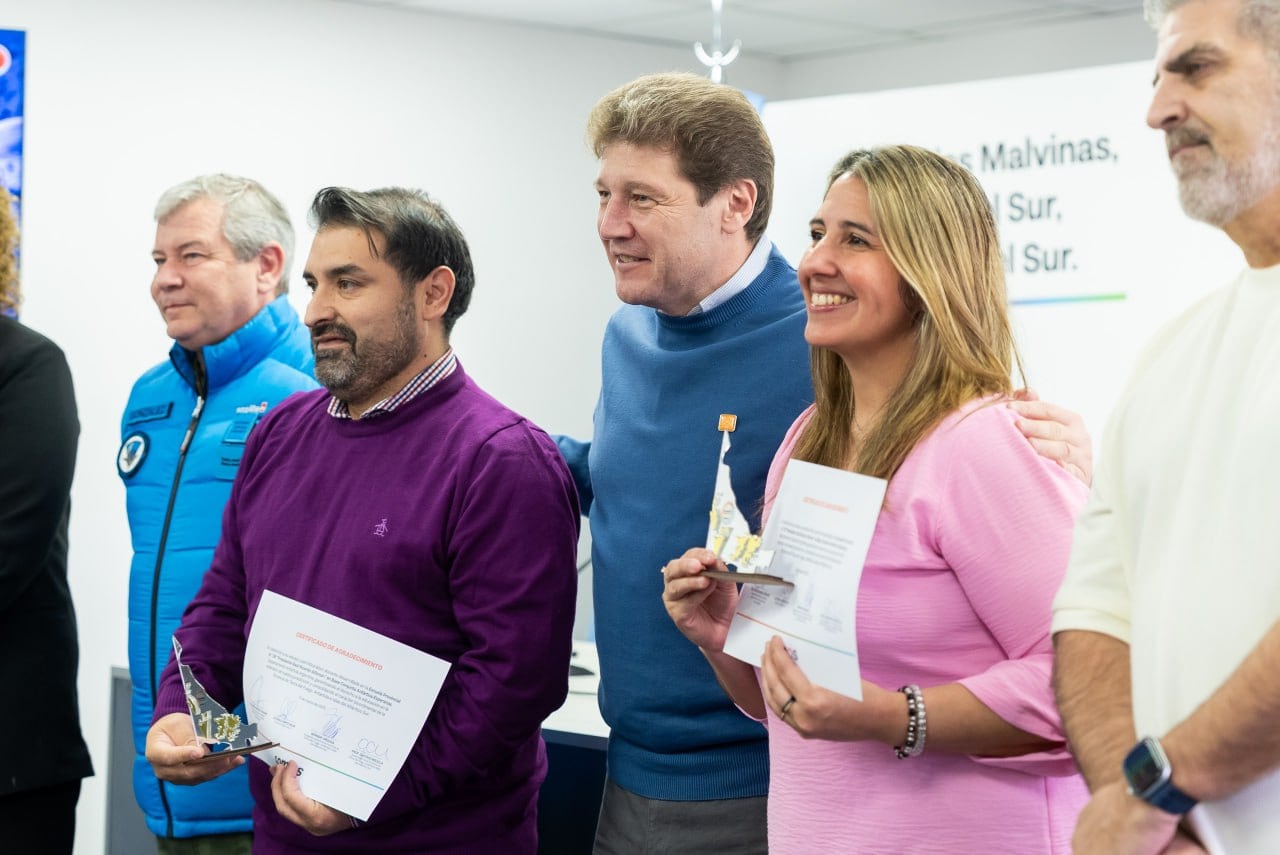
[694,0,741,84]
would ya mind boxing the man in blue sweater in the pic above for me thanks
[121,174,316,854]
[557,73,806,854]
[560,73,1096,853]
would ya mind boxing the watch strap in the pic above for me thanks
[1144,779,1198,815]
[1124,736,1198,815]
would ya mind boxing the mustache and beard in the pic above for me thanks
[1166,108,1280,226]
[311,294,421,407]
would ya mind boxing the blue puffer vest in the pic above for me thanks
[121,297,316,838]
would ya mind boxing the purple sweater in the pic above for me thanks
[155,362,580,853]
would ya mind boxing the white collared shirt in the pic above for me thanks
[688,237,772,316]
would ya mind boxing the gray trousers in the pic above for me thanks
[593,777,768,855]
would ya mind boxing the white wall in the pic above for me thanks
[3,1,780,851]
[777,10,1156,99]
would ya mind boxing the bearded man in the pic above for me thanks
[1053,1,1280,852]
[143,186,580,854]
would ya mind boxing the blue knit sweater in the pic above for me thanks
[559,245,812,800]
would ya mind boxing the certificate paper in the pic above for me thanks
[723,459,886,699]
[243,590,450,820]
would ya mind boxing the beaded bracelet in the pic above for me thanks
[894,684,927,759]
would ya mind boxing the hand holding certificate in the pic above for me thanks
[242,591,451,821]
[699,418,887,700]
[700,569,794,587]
[724,458,886,700]
[172,638,278,765]
[704,425,778,581]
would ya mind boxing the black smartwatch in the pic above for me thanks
[1122,736,1198,815]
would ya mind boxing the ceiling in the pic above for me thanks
[329,0,1146,62]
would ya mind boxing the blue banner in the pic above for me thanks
[0,29,23,316]
[0,29,24,207]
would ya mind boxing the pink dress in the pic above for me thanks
[758,399,1088,854]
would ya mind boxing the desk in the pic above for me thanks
[538,641,609,854]
[543,640,608,749]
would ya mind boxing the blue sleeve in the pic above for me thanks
[553,435,593,515]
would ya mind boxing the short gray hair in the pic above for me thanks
[155,174,294,295]
[1145,0,1280,59]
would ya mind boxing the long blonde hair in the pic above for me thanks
[791,145,1023,479]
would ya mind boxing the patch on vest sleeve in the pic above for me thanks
[117,432,150,479]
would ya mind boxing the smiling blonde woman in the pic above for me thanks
[663,145,1089,854]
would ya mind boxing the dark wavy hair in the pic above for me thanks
[308,186,475,335]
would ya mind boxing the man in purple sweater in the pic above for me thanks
[143,187,580,853]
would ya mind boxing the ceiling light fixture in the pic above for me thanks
[694,0,740,84]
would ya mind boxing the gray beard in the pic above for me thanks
[1175,113,1280,226]
[1177,156,1280,225]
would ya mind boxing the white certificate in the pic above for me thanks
[723,460,886,699]
[243,590,450,820]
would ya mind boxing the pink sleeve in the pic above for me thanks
[933,404,1087,777]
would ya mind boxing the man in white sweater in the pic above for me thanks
[1052,0,1280,852]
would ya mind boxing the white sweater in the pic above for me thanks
[1053,264,1280,853]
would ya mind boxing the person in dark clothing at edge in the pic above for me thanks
[0,185,94,855]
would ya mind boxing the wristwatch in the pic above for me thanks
[1122,736,1198,815]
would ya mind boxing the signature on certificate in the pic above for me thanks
[321,712,343,740]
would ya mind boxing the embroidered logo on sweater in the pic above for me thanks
[374,518,389,537]
[117,432,149,478]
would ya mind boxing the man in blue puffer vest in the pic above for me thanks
[119,174,317,854]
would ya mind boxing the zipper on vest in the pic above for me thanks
[148,393,205,836]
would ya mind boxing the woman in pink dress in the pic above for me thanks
[662,145,1088,853]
